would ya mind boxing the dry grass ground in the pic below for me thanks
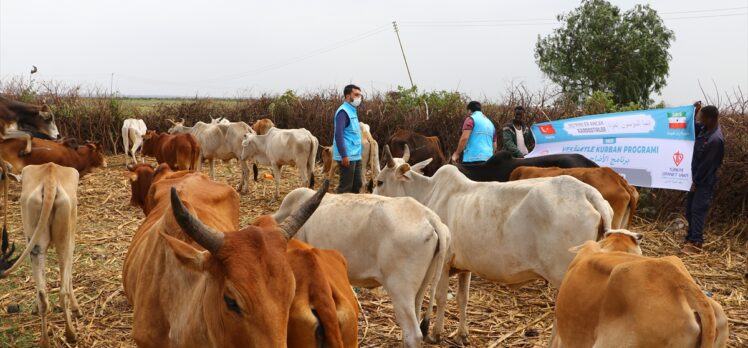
[0,154,746,347]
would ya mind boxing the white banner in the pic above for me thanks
[527,106,696,191]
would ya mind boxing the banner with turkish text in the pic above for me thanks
[527,106,696,191]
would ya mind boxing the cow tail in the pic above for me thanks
[307,135,317,188]
[586,189,613,240]
[672,262,717,348]
[0,178,56,278]
[420,213,451,338]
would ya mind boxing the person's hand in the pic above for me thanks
[341,157,350,168]
[451,152,459,163]
[690,183,697,192]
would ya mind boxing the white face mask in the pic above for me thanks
[351,97,362,107]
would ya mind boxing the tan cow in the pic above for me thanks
[285,238,359,348]
[510,166,639,229]
[320,122,380,192]
[0,163,80,348]
[122,165,328,347]
[252,118,275,135]
[552,230,728,348]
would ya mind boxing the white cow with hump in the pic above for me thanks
[240,127,318,199]
[374,145,614,345]
[274,189,450,348]
[122,118,147,165]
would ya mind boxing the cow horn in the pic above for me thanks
[167,119,176,126]
[170,187,224,253]
[403,144,410,162]
[180,118,185,124]
[278,179,329,240]
[384,145,396,168]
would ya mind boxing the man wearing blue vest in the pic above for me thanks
[333,84,364,193]
[451,101,497,164]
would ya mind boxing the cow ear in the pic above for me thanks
[395,163,411,181]
[568,243,585,254]
[160,231,213,271]
[125,172,138,182]
[411,158,433,174]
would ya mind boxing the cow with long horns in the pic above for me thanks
[122,165,328,347]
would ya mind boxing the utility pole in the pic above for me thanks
[392,21,429,119]
[110,73,114,96]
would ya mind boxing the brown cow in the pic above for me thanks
[0,96,60,155]
[141,130,200,171]
[123,165,328,347]
[510,166,639,229]
[387,129,446,176]
[0,137,106,176]
[126,163,158,214]
[284,238,358,348]
[551,230,728,348]
[252,118,275,135]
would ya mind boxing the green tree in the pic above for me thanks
[535,0,674,106]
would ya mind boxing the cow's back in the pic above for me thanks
[387,130,445,176]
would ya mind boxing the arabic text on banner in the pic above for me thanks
[526,106,696,191]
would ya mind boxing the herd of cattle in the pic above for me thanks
[0,96,738,347]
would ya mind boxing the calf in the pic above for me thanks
[126,163,159,214]
[285,238,359,348]
[0,137,106,176]
[552,230,728,348]
[511,166,639,229]
[241,127,318,198]
[122,118,148,165]
[0,96,60,155]
[142,130,200,171]
[0,163,81,348]
[459,150,599,182]
[387,129,446,177]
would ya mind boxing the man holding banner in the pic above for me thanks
[682,104,725,254]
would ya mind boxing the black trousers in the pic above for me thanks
[685,184,715,244]
[337,160,362,193]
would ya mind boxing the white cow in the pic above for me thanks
[209,116,231,125]
[274,189,450,348]
[374,145,613,345]
[168,119,255,193]
[122,118,147,165]
[240,127,318,198]
[0,163,80,348]
[320,121,381,192]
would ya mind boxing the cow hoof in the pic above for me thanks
[425,334,441,344]
[455,333,470,346]
[65,330,77,343]
[18,149,30,157]
[72,308,83,318]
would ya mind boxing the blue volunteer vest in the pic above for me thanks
[332,102,363,161]
[463,111,495,162]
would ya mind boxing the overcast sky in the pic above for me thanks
[1,0,746,105]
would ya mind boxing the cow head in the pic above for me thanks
[18,103,59,140]
[373,145,432,197]
[126,163,156,213]
[164,180,329,346]
[240,133,260,160]
[166,118,188,134]
[251,118,275,135]
[569,229,643,255]
[81,141,107,169]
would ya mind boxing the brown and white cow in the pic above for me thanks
[142,130,200,171]
[122,166,328,347]
[0,137,106,176]
[284,238,359,348]
[0,163,81,348]
[552,230,728,348]
[510,166,639,229]
[387,130,446,177]
[0,96,60,155]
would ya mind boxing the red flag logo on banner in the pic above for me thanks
[539,124,555,134]
[673,150,684,167]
